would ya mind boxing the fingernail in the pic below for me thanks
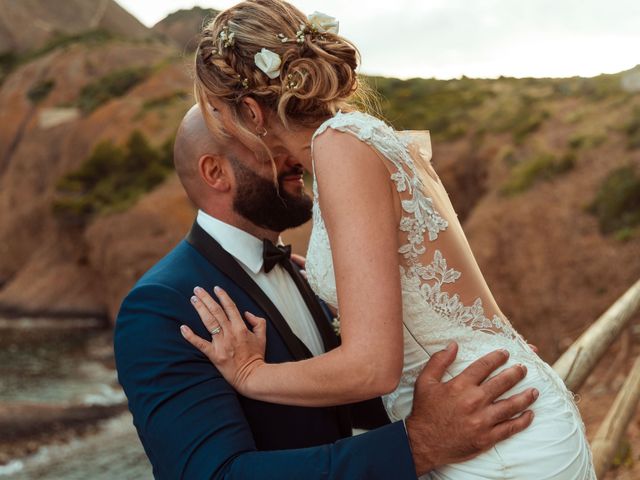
[194,286,202,294]
[214,286,222,294]
[519,364,527,374]
[500,349,510,358]
[532,388,539,400]
[180,325,188,336]
[190,295,198,304]
[445,341,454,351]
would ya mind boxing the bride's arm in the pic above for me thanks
[182,129,404,407]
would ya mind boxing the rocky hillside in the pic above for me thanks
[0,0,150,54]
[0,25,193,319]
[0,6,639,367]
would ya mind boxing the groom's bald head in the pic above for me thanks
[173,104,226,207]
[173,104,311,237]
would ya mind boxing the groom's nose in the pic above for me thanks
[281,153,304,172]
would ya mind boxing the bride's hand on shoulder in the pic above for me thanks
[180,286,267,395]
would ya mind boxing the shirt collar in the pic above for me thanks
[197,210,282,275]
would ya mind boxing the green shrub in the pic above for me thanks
[614,227,636,242]
[501,152,575,195]
[512,109,549,144]
[0,52,18,85]
[53,131,174,225]
[482,94,549,143]
[581,73,624,100]
[568,133,606,150]
[142,90,190,110]
[76,66,150,113]
[481,91,549,144]
[27,79,55,103]
[550,74,623,100]
[30,30,114,60]
[588,166,640,235]
[625,107,640,150]
[497,145,517,166]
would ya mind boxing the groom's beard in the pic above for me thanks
[229,157,313,232]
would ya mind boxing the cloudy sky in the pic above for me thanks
[118,0,640,79]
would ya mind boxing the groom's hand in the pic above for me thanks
[405,342,538,475]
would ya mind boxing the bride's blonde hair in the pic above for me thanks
[194,0,373,151]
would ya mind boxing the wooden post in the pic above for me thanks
[553,278,640,392]
[591,355,640,477]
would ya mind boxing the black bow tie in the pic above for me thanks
[263,239,292,273]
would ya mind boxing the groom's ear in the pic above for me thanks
[198,154,231,192]
[239,97,265,131]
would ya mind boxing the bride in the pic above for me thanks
[180,0,595,478]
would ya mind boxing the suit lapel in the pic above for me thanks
[186,222,312,361]
[186,221,352,437]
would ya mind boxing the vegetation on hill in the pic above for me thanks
[501,152,576,195]
[31,30,115,60]
[589,166,640,238]
[76,66,151,113]
[369,76,493,141]
[625,107,640,150]
[0,53,18,85]
[27,79,55,104]
[367,68,637,145]
[142,90,190,110]
[53,131,174,225]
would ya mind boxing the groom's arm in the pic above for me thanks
[115,283,417,480]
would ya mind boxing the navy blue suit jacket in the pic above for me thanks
[114,222,417,479]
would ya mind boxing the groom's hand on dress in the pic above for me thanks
[404,342,538,476]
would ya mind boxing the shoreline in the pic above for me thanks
[0,402,128,466]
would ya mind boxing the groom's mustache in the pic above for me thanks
[278,165,305,182]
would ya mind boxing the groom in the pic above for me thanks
[114,105,536,479]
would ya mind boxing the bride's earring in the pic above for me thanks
[256,126,268,138]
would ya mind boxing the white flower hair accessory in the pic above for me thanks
[219,25,235,48]
[307,11,339,34]
[254,48,282,79]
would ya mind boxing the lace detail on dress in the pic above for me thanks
[400,251,517,340]
[309,110,520,342]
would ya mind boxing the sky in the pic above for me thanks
[118,0,640,80]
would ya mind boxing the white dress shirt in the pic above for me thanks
[197,210,325,356]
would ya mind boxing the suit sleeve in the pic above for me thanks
[115,283,418,480]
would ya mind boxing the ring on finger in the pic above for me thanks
[210,326,222,336]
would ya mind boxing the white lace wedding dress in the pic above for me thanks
[305,111,595,479]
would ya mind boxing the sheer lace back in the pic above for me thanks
[307,111,528,351]
[305,111,581,422]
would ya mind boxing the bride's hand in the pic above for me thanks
[180,286,267,395]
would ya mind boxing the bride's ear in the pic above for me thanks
[239,97,266,133]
